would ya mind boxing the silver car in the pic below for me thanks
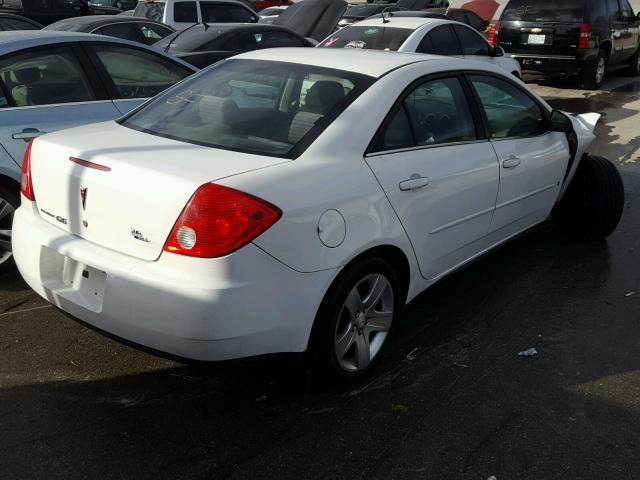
[0,31,196,271]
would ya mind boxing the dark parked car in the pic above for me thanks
[492,0,640,89]
[0,12,42,29]
[45,15,175,45]
[337,3,403,28]
[155,23,313,68]
[0,0,92,25]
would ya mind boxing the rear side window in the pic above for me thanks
[318,26,412,51]
[0,47,95,107]
[92,45,191,98]
[454,25,490,55]
[174,1,197,22]
[424,26,461,56]
[469,75,547,139]
[502,0,584,22]
[121,59,374,158]
[201,3,257,22]
[136,22,174,44]
[98,23,139,42]
[376,77,476,151]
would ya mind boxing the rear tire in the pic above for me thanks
[581,50,607,90]
[308,257,402,385]
[552,155,624,238]
[0,183,19,274]
[624,48,640,76]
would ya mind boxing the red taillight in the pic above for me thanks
[20,140,35,201]
[163,183,282,258]
[578,23,591,49]
[487,21,500,46]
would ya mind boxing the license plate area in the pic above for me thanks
[527,34,546,44]
[41,247,106,313]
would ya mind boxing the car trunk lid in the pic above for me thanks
[29,121,288,261]
[274,0,347,42]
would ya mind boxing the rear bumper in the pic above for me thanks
[511,51,596,75]
[13,201,335,361]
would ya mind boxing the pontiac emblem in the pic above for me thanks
[80,187,88,211]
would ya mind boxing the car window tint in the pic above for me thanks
[0,47,94,107]
[416,33,434,53]
[201,3,256,22]
[427,26,461,55]
[454,25,490,55]
[403,77,476,146]
[174,1,197,22]
[470,75,546,139]
[0,17,39,30]
[254,31,304,48]
[99,22,139,41]
[230,33,258,51]
[450,10,467,23]
[137,22,174,44]
[93,45,191,99]
[607,0,621,19]
[466,11,486,31]
[588,0,607,22]
[502,0,583,22]
[379,105,414,151]
[318,26,412,51]
[122,59,373,158]
[0,85,9,108]
[620,0,634,20]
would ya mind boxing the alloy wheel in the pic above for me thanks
[596,57,606,85]
[333,273,394,372]
[0,196,15,267]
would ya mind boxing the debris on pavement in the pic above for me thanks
[518,348,538,357]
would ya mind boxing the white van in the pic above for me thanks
[133,0,259,30]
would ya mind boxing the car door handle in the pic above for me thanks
[12,128,45,142]
[502,157,521,169]
[399,176,430,191]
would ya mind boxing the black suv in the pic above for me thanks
[491,0,640,89]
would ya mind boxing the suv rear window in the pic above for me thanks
[502,0,584,22]
[121,59,374,158]
[318,26,412,51]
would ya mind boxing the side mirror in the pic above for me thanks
[549,110,573,133]
[492,45,505,57]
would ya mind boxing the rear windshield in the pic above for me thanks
[343,4,388,17]
[502,0,584,22]
[318,26,412,51]
[121,59,374,158]
[133,1,166,21]
[44,21,84,31]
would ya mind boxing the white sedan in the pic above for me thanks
[13,49,623,383]
[318,17,522,77]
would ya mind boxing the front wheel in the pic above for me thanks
[308,257,402,384]
[552,155,624,238]
[581,50,607,90]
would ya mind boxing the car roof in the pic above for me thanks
[46,14,170,29]
[352,16,452,30]
[0,30,194,68]
[235,47,456,77]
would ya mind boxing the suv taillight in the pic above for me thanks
[163,183,282,258]
[578,23,591,49]
[20,140,35,201]
[487,21,500,46]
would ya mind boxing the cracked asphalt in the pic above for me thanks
[2,73,640,480]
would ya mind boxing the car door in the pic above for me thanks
[619,0,639,58]
[467,74,570,237]
[0,44,120,165]
[365,75,500,280]
[84,43,194,114]
[608,0,628,63]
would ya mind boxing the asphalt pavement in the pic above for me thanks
[2,73,640,480]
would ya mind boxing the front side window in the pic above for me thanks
[454,25,490,55]
[424,26,462,56]
[318,26,412,51]
[201,3,256,22]
[121,59,373,158]
[92,45,191,99]
[469,75,547,139]
[0,47,95,107]
[174,1,197,22]
[98,22,139,42]
[137,23,174,44]
[375,77,476,151]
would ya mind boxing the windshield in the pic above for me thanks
[318,26,412,51]
[133,1,166,21]
[502,0,584,22]
[122,59,374,158]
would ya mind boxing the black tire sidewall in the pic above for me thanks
[0,183,19,274]
[582,50,606,89]
[308,257,402,385]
